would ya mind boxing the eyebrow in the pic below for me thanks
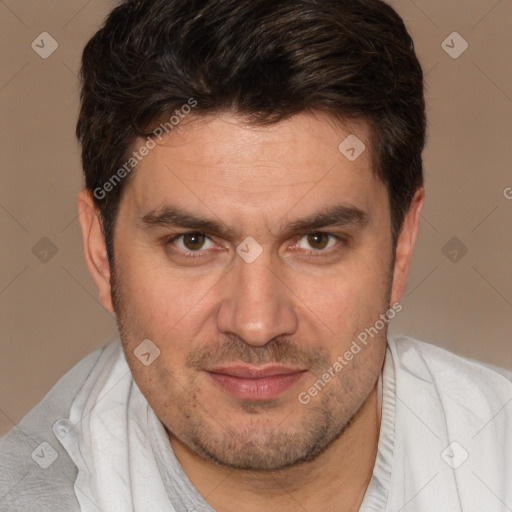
[139,203,369,237]
[139,207,230,237]
[282,204,369,235]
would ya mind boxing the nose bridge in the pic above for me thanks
[237,256,277,310]
[216,250,298,345]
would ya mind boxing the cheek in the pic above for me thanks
[117,252,212,334]
[114,254,227,391]
[288,256,391,335]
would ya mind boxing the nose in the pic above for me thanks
[216,250,299,346]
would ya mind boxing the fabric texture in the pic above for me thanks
[361,337,512,511]
[1,335,511,512]
[0,348,103,512]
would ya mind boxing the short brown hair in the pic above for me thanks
[77,0,426,266]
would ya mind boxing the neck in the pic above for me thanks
[169,383,381,512]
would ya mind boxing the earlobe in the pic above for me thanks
[77,189,115,313]
[390,187,425,305]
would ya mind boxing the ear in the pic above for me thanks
[390,187,425,305]
[77,189,114,313]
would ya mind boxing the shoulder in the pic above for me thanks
[387,333,512,427]
[382,335,512,507]
[388,333,512,384]
[0,343,111,511]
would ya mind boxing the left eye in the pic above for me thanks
[296,232,337,251]
[172,233,216,252]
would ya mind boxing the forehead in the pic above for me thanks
[121,112,385,224]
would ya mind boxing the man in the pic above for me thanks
[1,0,511,510]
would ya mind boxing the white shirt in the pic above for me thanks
[1,334,511,511]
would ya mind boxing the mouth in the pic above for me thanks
[204,365,308,401]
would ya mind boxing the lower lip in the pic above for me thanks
[207,371,306,401]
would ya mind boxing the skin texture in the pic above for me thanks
[78,112,424,511]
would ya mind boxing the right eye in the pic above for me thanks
[168,232,216,253]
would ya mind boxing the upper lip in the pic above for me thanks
[205,365,307,378]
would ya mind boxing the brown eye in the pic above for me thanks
[166,232,218,261]
[306,232,330,250]
[181,233,207,251]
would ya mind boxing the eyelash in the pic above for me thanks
[163,232,349,258]
[294,234,351,259]
[161,233,209,259]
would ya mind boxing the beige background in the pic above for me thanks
[0,0,511,436]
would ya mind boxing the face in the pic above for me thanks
[86,112,413,471]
